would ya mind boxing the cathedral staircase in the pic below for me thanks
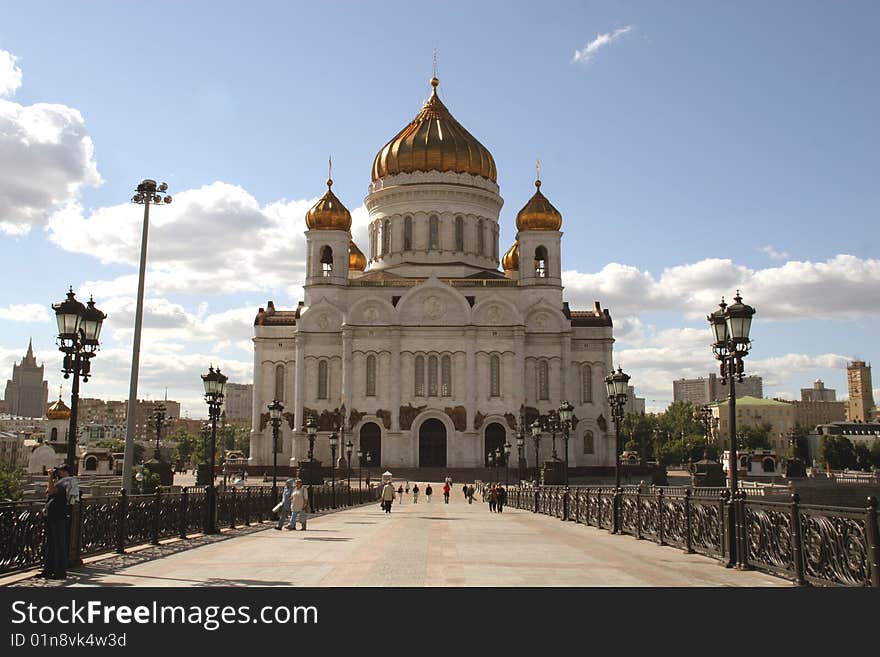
[360,467,518,485]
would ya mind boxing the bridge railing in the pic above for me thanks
[508,484,880,587]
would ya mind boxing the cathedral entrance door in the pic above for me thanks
[359,422,381,467]
[418,419,447,468]
[485,422,506,466]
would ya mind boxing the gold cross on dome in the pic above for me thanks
[536,158,541,182]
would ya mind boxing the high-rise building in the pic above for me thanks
[77,398,182,443]
[3,339,48,418]
[846,361,875,422]
[624,386,645,415]
[800,379,836,402]
[223,383,253,424]
[673,374,763,405]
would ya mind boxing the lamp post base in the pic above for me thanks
[196,462,212,486]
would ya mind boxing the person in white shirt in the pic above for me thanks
[287,479,309,530]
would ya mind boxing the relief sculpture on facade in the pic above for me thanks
[473,411,485,430]
[444,406,467,432]
[504,413,517,430]
[399,403,427,430]
[376,409,392,430]
[282,412,296,431]
[259,412,270,432]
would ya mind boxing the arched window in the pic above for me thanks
[583,430,594,454]
[275,364,285,401]
[50,427,58,441]
[762,458,775,473]
[317,360,328,399]
[534,246,548,278]
[414,356,425,397]
[581,365,592,403]
[538,360,549,400]
[441,355,452,397]
[370,223,377,259]
[382,218,391,254]
[477,218,485,255]
[84,456,98,471]
[489,355,501,398]
[455,216,464,251]
[404,216,413,250]
[429,215,439,249]
[366,354,377,397]
[320,245,333,277]
[428,355,439,396]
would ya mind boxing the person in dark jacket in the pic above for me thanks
[40,465,70,580]
[496,485,507,513]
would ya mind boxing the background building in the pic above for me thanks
[801,379,836,402]
[709,396,795,453]
[846,360,875,422]
[77,398,181,443]
[787,400,846,429]
[673,373,763,405]
[0,431,26,467]
[3,339,48,419]
[223,383,253,424]
[624,385,646,415]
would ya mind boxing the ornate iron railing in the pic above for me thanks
[506,485,880,587]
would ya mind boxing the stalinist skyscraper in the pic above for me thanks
[4,339,49,418]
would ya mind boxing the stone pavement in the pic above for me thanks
[8,487,786,587]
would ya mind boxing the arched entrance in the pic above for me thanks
[419,419,447,467]
[485,422,506,466]
[359,422,381,467]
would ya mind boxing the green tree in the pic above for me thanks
[96,439,144,464]
[170,428,199,466]
[620,412,658,460]
[820,435,857,470]
[739,424,771,450]
[131,466,161,494]
[870,442,880,469]
[0,461,26,501]
[853,443,873,471]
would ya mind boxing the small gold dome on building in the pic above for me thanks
[349,240,367,271]
[305,179,352,231]
[515,180,562,231]
[501,240,520,271]
[47,398,70,420]
[371,77,497,182]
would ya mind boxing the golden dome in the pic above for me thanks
[515,180,562,231]
[372,77,497,182]
[501,240,520,271]
[349,240,367,271]
[47,398,70,420]
[305,179,352,231]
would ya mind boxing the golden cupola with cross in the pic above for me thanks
[304,165,355,287]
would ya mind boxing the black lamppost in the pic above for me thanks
[52,289,106,475]
[530,420,542,483]
[329,431,338,508]
[707,291,756,492]
[504,442,512,486]
[488,451,496,482]
[149,404,171,458]
[146,403,173,486]
[201,365,227,534]
[516,433,525,482]
[548,410,559,460]
[267,399,284,505]
[605,366,630,534]
[558,400,574,486]
[304,415,317,461]
[346,440,353,504]
[356,447,363,490]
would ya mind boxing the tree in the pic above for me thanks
[0,461,26,501]
[96,439,144,464]
[820,435,857,470]
[871,442,880,469]
[739,424,771,451]
[853,443,873,471]
[131,466,161,494]
[171,428,199,467]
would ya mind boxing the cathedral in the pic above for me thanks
[249,76,616,472]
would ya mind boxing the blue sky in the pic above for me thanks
[1,1,878,417]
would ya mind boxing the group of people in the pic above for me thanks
[39,464,79,581]
[274,478,309,530]
[483,484,507,513]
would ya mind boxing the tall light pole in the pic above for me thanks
[558,400,574,486]
[530,420,542,484]
[201,365,227,534]
[345,440,353,505]
[267,399,284,505]
[123,180,172,492]
[516,432,525,482]
[356,447,363,490]
[329,431,338,508]
[707,291,756,492]
[504,442,511,486]
[52,289,106,475]
[606,366,630,534]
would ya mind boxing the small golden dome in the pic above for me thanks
[501,240,520,271]
[305,179,352,231]
[372,77,497,182]
[349,240,367,271]
[515,180,562,231]
[47,398,70,420]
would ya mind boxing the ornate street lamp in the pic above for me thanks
[605,366,630,534]
[530,419,542,483]
[346,439,353,505]
[488,451,495,482]
[52,289,106,475]
[504,442,512,486]
[356,447,363,490]
[329,431,339,508]
[707,291,756,492]
[123,180,172,493]
[304,415,318,461]
[267,399,284,505]
[201,365,227,534]
[558,400,574,486]
[516,432,525,482]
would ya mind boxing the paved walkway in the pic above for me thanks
[9,488,785,587]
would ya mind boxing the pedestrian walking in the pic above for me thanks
[40,465,70,580]
[381,480,396,513]
[442,481,451,504]
[397,483,404,504]
[274,478,295,530]
[467,483,475,504]
[412,483,420,503]
[287,479,309,530]
[425,483,433,502]
[488,484,497,512]
[496,484,507,513]
[461,484,468,499]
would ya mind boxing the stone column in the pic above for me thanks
[293,334,306,461]
[390,327,401,431]
[562,332,572,463]
[514,327,526,408]
[341,326,353,412]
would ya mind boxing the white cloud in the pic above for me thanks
[0,304,51,322]
[0,50,22,97]
[761,245,789,261]
[0,49,102,236]
[573,26,634,64]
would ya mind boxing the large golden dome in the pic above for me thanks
[501,240,519,271]
[515,180,562,231]
[349,240,367,271]
[372,77,497,182]
[47,398,70,420]
[305,179,352,231]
